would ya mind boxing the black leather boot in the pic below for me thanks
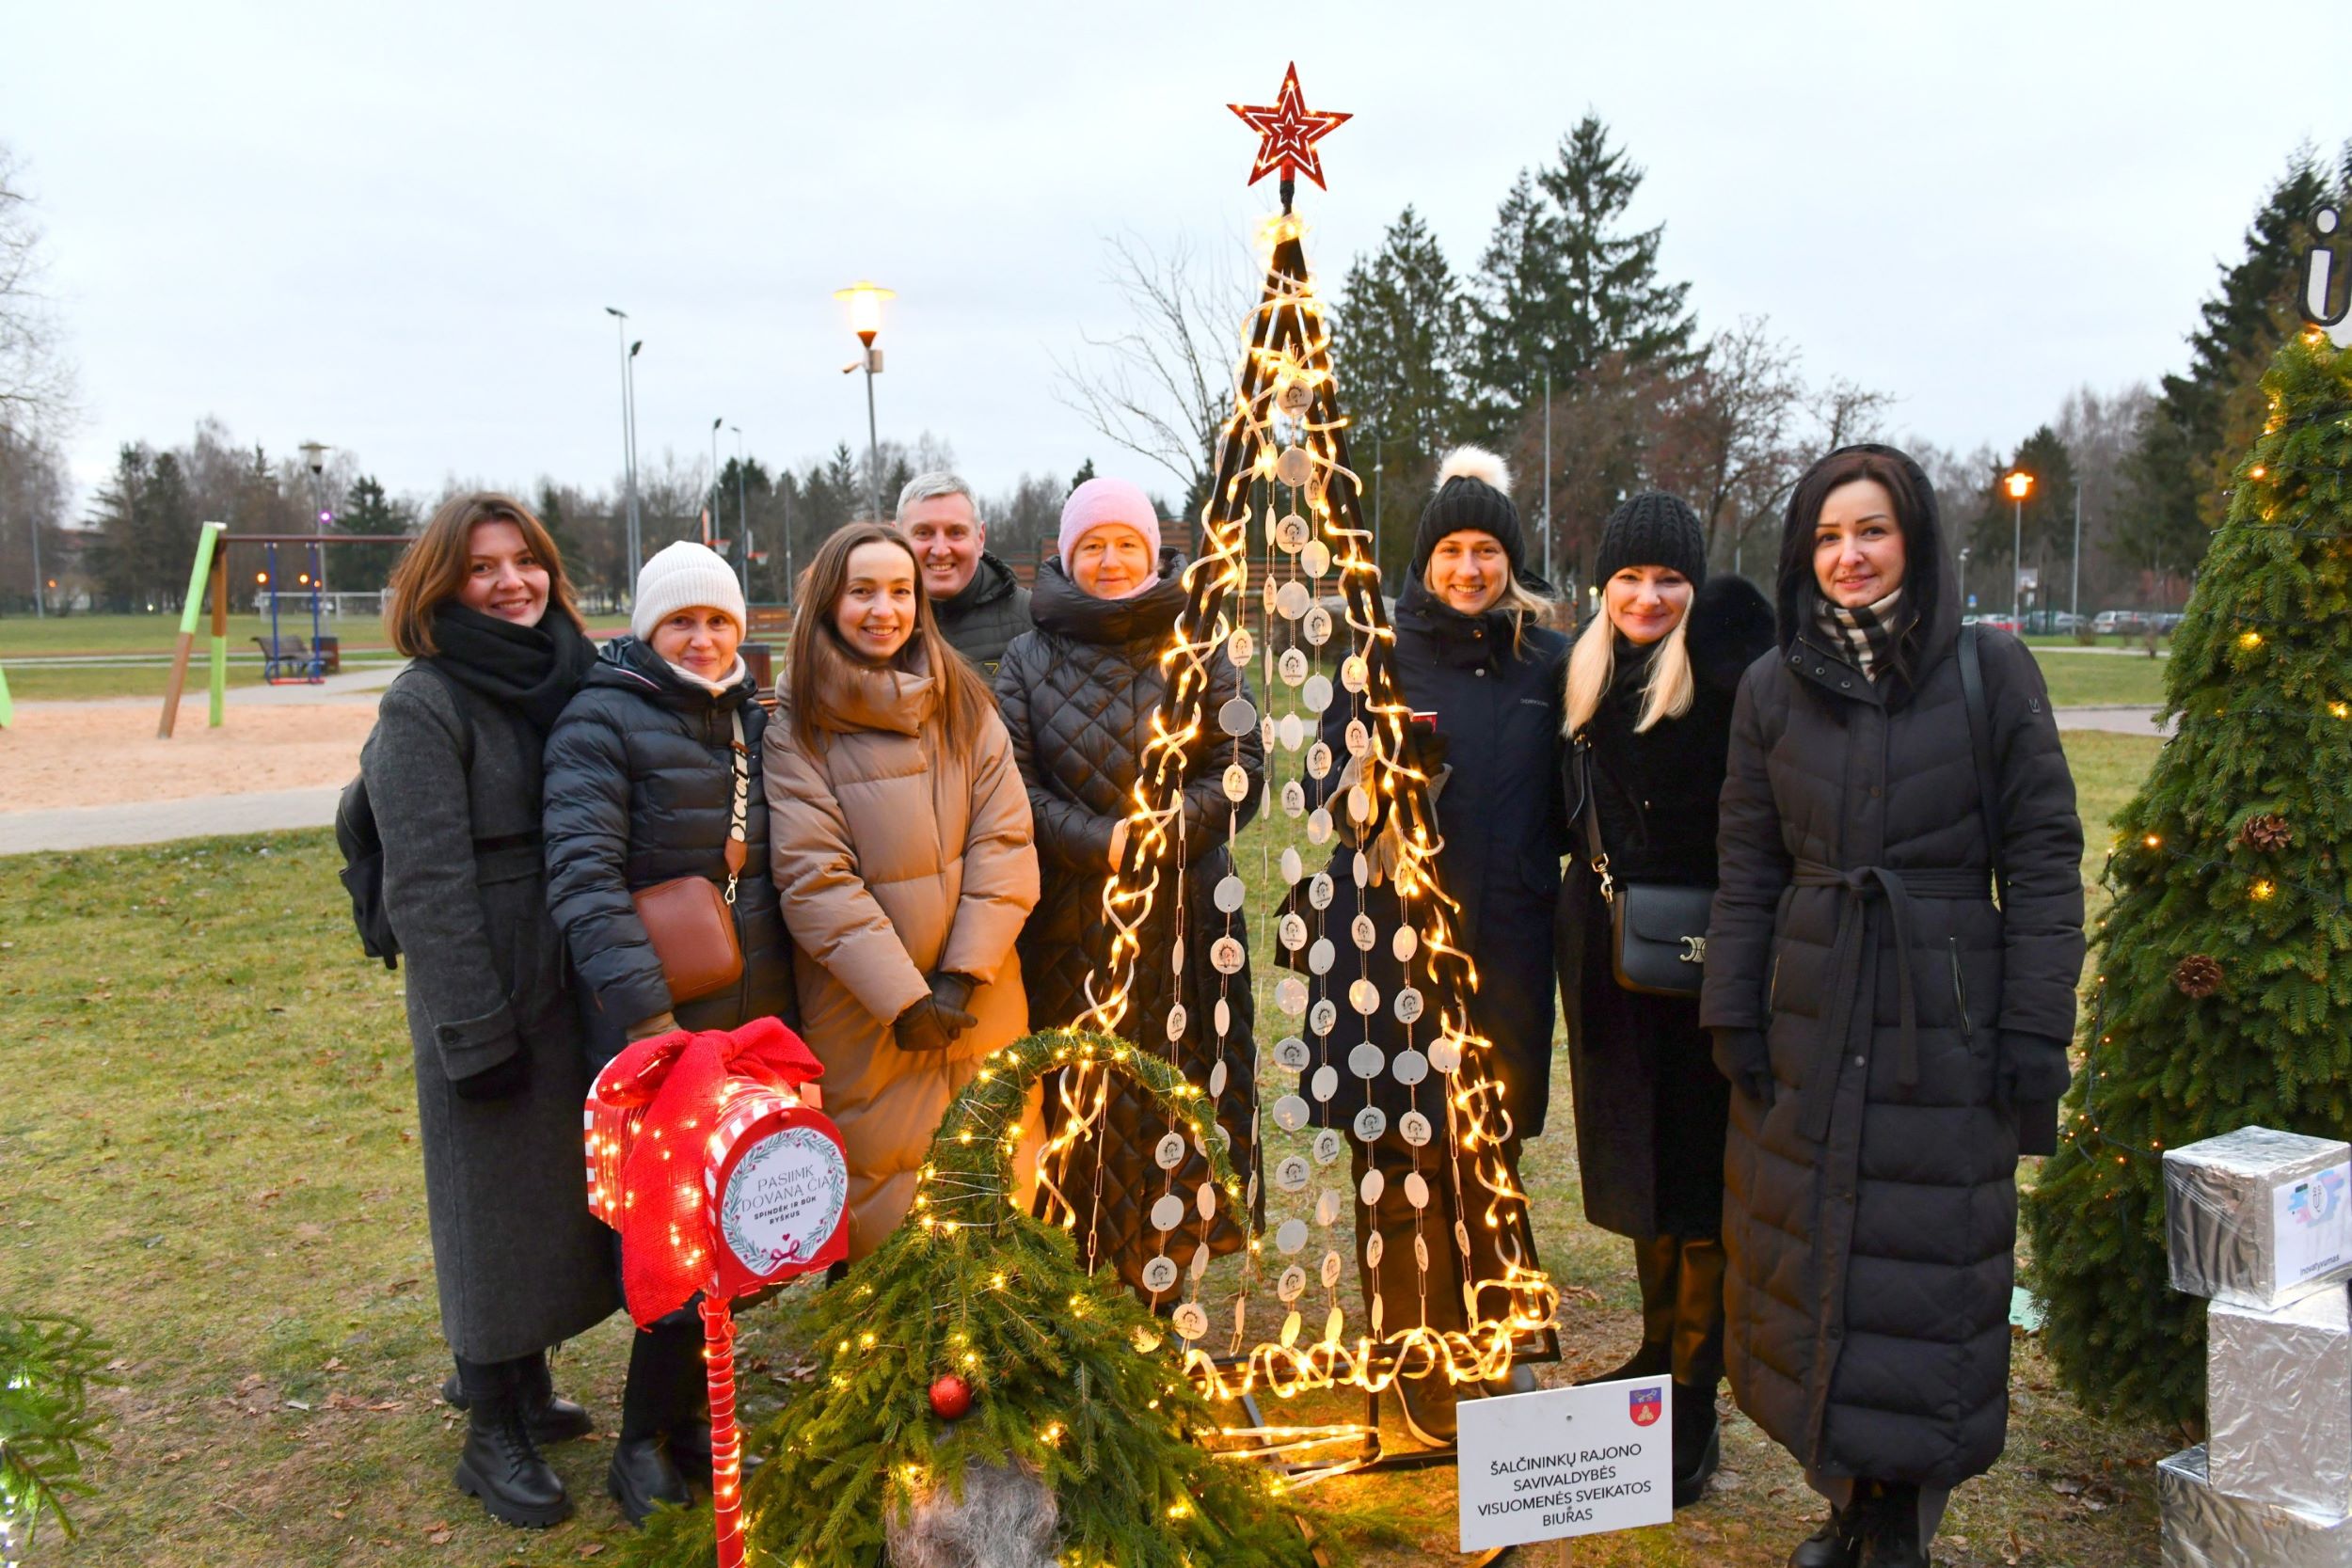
[1788,1494,1869,1568]
[1395,1371,1461,1446]
[1670,1380,1720,1508]
[443,1353,593,1444]
[452,1360,572,1528]
[608,1321,695,1525]
[1860,1483,1929,1568]
[1579,1234,1678,1385]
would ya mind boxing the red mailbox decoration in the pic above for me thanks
[584,1015,845,1568]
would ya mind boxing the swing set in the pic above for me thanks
[156,524,369,737]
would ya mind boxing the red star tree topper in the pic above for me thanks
[1229,62,1350,192]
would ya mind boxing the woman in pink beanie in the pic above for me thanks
[1056,476,1162,599]
[994,473,1263,1301]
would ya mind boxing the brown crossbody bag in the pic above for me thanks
[629,710,749,1005]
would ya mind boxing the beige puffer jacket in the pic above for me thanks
[764,656,1041,1257]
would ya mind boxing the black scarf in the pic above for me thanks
[427,603,599,736]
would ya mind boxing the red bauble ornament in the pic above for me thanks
[929,1372,973,1421]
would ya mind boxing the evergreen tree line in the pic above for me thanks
[1327,118,2352,616]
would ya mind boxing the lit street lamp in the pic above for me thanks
[834,280,894,521]
[2005,469,2034,626]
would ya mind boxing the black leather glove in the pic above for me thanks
[1398,722,1450,780]
[451,1049,528,1101]
[895,980,979,1053]
[1710,1027,1774,1107]
[930,972,976,1018]
[1998,1032,2072,1157]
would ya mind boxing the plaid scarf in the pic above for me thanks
[1815,589,1908,682]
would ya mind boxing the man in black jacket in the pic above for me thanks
[897,471,1030,674]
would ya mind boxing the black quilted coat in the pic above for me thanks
[1698,445,2085,1488]
[542,637,797,1065]
[1560,575,1775,1241]
[994,556,1263,1293]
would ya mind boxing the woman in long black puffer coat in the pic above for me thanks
[541,542,797,1526]
[1299,447,1567,1448]
[994,476,1263,1299]
[1556,492,1775,1511]
[1701,445,2083,1568]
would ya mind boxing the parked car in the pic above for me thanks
[1964,614,2023,632]
[2093,610,2148,635]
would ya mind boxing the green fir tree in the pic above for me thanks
[0,1312,112,1555]
[2025,327,2352,1431]
[626,1034,1317,1568]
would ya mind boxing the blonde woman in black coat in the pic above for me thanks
[1701,446,2083,1568]
[1559,494,1773,1511]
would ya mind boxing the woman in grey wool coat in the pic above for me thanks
[359,492,612,1529]
[1701,446,2083,1568]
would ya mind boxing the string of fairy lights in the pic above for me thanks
[1031,209,1552,1429]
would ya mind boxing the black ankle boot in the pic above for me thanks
[1395,1373,1460,1447]
[1860,1483,1928,1568]
[452,1364,571,1528]
[1788,1495,1868,1568]
[607,1435,691,1526]
[1670,1380,1720,1508]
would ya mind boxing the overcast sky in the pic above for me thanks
[8,1,2340,511]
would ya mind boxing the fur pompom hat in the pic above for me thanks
[1411,447,1525,578]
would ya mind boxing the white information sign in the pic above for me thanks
[2273,1159,2352,1291]
[1456,1378,1672,1551]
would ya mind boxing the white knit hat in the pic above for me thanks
[631,541,747,641]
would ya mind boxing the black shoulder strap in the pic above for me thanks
[1958,626,2008,908]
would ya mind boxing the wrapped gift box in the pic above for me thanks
[2162,1446,2352,1567]
[2166,1128,2352,1311]
[2208,1288,2352,1517]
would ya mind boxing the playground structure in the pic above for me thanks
[156,525,374,737]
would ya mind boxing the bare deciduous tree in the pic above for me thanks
[0,145,75,440]
[1052,230,1254,513]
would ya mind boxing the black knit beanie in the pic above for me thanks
[1410,448,1525,579]
[1595,491,1708,588]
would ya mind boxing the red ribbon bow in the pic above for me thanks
[589,1016,825,1324]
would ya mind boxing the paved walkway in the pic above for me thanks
[0,697,2174,857]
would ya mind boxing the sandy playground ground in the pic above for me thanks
[0,700,378,813]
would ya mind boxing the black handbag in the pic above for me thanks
[1574,740,1712,998]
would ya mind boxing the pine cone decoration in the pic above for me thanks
[2241,814,2292,852]
[2173,954,2224,999]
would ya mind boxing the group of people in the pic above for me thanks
[360,440,2083,1568]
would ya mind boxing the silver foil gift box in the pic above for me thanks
[2166,1128,2352,1311]
[2208,1288,2352,1517]
[2162,1446,2352,1567]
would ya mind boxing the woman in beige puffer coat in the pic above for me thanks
[765,523,1042,1256]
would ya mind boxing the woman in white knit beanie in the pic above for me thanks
[539,538,798,1525]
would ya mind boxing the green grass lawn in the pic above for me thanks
[2029,650,2169,709]
[0,732,2169,1567]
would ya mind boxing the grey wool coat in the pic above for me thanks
[362,665,619,1362]
[1699,445,2085,1488]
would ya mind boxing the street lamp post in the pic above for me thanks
[299,441,333,605]
[730,425,750,598]
[709,418,723,548]
[2070,477,2083,627]
[2005,470,2034,627]
[1958,547,1971,616]
[834,281,894,521]
[605,308,645,584]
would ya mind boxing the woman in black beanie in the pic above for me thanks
[1299,446,1567,1447]
[1557,492,1774,1510]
